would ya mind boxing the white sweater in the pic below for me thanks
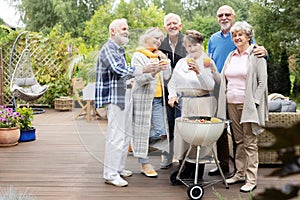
[168,54,216,98]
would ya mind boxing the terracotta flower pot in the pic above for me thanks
[0,127,20,147]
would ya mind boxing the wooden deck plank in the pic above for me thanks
[0,108,299,199]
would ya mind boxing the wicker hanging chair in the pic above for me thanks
[10,49,48,101]
[9,31,48,105]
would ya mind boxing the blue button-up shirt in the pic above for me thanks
[95,39,135,110]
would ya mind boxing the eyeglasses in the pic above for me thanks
[217,13,232,18]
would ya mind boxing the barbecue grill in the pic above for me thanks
[170,116,230,200]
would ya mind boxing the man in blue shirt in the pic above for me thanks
[95,18,156,187]
[208,5,268,176]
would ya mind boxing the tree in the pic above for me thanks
[83,4,114,48]
[267,47,291,95]
[11,0,109,37]
[84,1,165,50]
[18,0,58,34]
[249,0,300,98]
[182,14,219,50]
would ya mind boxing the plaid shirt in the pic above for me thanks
[95,39,135,110]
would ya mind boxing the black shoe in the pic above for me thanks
[208,167,229,176]
[149,136,161,143]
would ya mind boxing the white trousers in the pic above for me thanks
[102,95,132,180]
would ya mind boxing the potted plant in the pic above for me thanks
[0,105,21,146]
[16,106,36,142]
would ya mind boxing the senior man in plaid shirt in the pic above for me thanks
[95,18,157,187]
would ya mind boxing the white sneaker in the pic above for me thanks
[240,183,257,192]
[226,175,246,185]
[105,176,128,187]
[119,169,133,177]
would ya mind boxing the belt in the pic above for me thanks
[177,89,209,97]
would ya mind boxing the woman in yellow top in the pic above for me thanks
[130,27,171,177]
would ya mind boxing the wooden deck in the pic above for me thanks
[0,108,299,200]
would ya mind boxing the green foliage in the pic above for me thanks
[212,187,253,200]
[183,15,220,50]
[249,0,300,98]
[19,0,58,34]
[68,50,98,83]
[0,187,37,200]
[83,4,113,48]
[84,1,165,65]
[158,0,184,19]
[15,0,107,37]
[41,76,71,107]
[16,106,34,130]
[0,25,11,45]
[2,0,299,103]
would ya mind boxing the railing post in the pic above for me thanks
[0,48,3,105]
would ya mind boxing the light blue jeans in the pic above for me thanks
[139,97,167,164]
[149,97,167,138]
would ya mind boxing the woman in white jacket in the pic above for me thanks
[168,30,218,179]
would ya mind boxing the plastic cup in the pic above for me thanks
[204,57,211,68]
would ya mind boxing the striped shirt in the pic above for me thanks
[95,39,135,110]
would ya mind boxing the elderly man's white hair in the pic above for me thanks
[164,13,181,26]
[109,18,127,29]
[217,5,235,16]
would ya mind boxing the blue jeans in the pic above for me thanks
[164,87,175,141]
[149,97,167,138]
[138,157,150,164]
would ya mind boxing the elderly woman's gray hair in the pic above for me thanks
[138,27,164,47]
[183,30,204,45]
[230,21,254,44]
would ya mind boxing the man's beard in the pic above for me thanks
[220,21,231,32]
[116,32,129,45]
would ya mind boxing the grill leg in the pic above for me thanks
[176,145,193,186]
[194,145,201,184]
[212,148,229,189]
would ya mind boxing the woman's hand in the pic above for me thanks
[159,59,169,71]
[153,50,167,60]
[143,62,159,73]
[187,60,201,75]
[168,96,178,108]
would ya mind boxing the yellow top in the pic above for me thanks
[154,73,162,97]
[135,47,163,98]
